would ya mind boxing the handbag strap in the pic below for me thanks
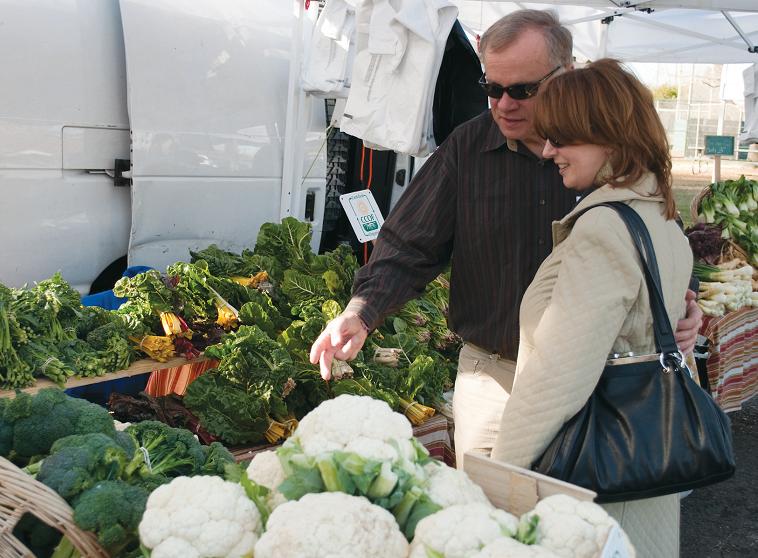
[573,201,681,362]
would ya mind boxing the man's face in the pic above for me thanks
[483,29,556,148]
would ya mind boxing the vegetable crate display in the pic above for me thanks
[0,456,108,558]
[689,177,757,267]
[687,177,758,319]
[463,453,630,557]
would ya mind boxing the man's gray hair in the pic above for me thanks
[479,9,573,67]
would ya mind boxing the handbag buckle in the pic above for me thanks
[659,351,684,374]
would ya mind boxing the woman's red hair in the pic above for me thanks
[534,58,676,219]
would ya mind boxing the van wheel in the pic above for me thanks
[88,255,128,295]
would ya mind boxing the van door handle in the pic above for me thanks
[114,159,132,187]
[304,191,316,221]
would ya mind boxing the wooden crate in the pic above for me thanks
[463,452,596,517]
[464,453,634,557]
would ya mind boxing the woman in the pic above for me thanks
[489,58,693,556]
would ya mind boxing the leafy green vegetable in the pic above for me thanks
[190,243,280,280]
[238,290,289,338]
[253,217,315,276]
[18,340,75,385]
[280,269,330,307]
[697,176,758,266]
[183,372,271,445]
[113,270,174,315]
[0,274,95,388]
[189,244,247,278]
[85,320,134,371]
[57,338,105,379]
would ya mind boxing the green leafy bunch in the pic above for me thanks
[204,324,326,419]
[191,243,281,282]
[698,176,758,265]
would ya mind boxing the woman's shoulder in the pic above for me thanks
[569,204,634,246]
[568,200,691,270]
[572,198,672,238]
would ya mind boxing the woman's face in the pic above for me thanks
[542,139,609,191]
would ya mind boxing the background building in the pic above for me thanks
[631,63,752,159]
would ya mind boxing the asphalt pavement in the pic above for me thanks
[680,395,758,557]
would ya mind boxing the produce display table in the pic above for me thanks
[700,306,758,412]
[231,412,456,467]
[0,356,204,399]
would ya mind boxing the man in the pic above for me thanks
[310,9,702,466]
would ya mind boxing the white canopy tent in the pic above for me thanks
[452,1,758,150]
[292,1,758,161]
[454,1,758,63]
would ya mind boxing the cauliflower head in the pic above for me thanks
[524,495,635,558]
[254,492,408,558]
[292,394,413,461]
[246,450,287,509]
[424,462,491,508]
[138,475,262,558]
[472,536,561,558]
[409,503,519,558]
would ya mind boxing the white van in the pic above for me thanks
[0,0,326,293]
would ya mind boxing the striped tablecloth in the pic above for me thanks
[231,412,456,468]
[701,307,758,412]
[144,359,219,397]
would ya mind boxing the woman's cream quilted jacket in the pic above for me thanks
[491,173,693,557]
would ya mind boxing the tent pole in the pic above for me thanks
[720,11,758,53]
[599,20,609,58]
[685,65,694,157]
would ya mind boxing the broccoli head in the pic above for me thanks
[5,389,116,461]
[37,433,128,500]
[113,429,137,456]
[124,420,206,478]
[11,513,62,558]
[73,480,149,556]
[201,441,236,476]
[134,473,171,493]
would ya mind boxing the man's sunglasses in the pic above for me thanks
[478,66,562,100]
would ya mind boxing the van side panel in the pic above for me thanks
[120,0,326,270]
[0,0,131,290]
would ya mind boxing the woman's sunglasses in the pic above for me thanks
[478,66,562,100]
[546,137,567,148]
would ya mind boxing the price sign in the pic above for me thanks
[704,135,734,156]
[339,190,384,243]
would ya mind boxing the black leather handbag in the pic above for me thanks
[531,202,735,503]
